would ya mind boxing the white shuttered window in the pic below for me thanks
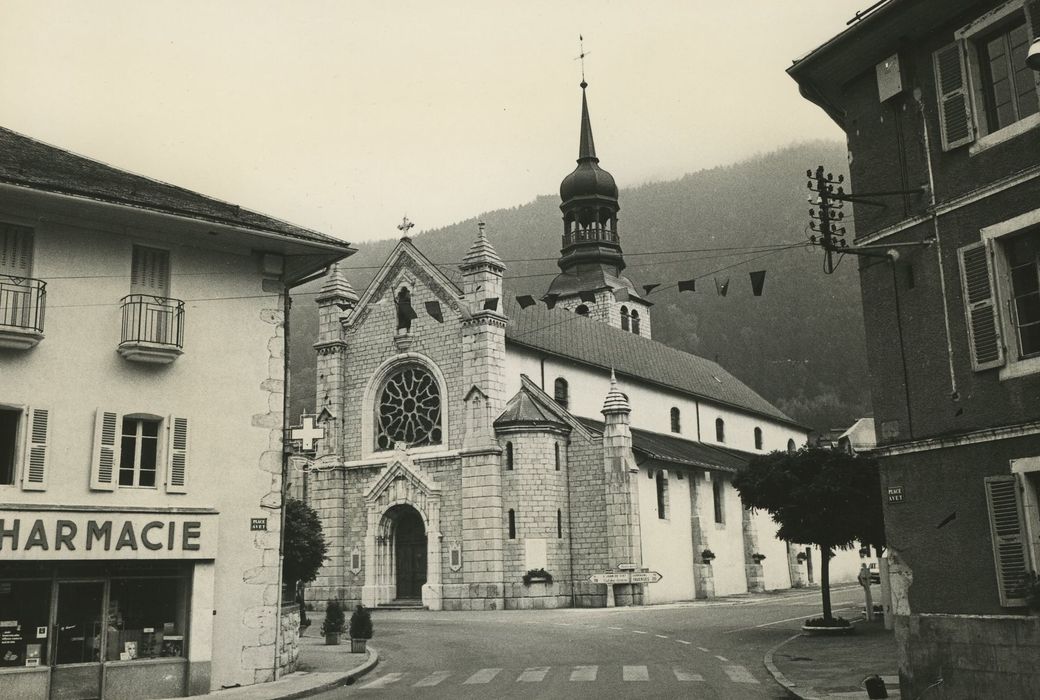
[985,475,1031,607]
[958,242,1005,371]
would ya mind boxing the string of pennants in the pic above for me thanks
[412,269,767,323]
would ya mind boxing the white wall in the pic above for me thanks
[636,467,694,603]
[752,509,793,591]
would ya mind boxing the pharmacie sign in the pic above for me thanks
[0,510,218,560]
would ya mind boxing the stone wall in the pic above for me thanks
[896,613,1040,698]
[278,604,301,676]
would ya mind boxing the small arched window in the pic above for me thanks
[620,305,630,331]
[670,407,681,434]
[505,441,514,470]
[787,438,797,452]
[575,304,590,316]
[508,509,516,539]
[715,417,725,443]
[557,509,563,538]
[713,479,725,524]
[554,377,569,409]
[656,470,669,519]
[554,443,560,471]
[754,427,763,450]
[630,309,641,335]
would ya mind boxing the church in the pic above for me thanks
[303,81,834,611]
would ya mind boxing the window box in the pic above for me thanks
[0,276,45,350]
[117,295,184,364]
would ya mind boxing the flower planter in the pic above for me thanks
[325,632,341,646]
[351,638,367,653]
[801,620,856,635]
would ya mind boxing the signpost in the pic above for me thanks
[618,563,637,571]
[588,570,662,607]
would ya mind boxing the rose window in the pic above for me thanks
[376,366,442,449]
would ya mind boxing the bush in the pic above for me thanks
[321,599,346,636]
[350,605,373,640]
[522,568,553,585]
[805,616,851,628]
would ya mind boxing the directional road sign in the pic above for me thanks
[588,571,662,585]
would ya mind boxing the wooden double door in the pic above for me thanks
[393,508,427,600]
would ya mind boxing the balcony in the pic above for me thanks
[118,294,184,364]
[0,275,46,350]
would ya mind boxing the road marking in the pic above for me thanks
[697,647,710,652]
[623,665,649,681]
[413,671,451,687]
[677,640,692,645]
[517,667,550,682]
[673,668,705,682]
[554,622,572,627]
[655,634,669,638]
[360,672,404,689]
[570,665,598,681]
[715,655,729,662]
[632,630,648,634]
[463,668,502,684]
[723,607,857,633]
[608,626,623,630]
[724,665,760,684]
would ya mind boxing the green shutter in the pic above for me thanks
[958,242,1005,371]
[933,42,975,151]
[985,475,1031,607]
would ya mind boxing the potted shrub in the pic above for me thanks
[701,548,716,564]
[522,568,553,585]
[321,599,346,645]
[349,604,373,653]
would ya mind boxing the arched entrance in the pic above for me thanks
[385,504,427,601]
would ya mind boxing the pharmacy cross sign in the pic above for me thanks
[289,415,324,453]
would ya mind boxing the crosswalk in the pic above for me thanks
[358,664,760,690]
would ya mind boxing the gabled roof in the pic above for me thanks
[0,126,352,250]
[576,417,754,474]
[496,375,594,440]
[503,298,801,428]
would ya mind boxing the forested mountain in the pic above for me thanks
[289,141,871,435]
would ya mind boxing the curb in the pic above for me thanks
[763,633,824,700]
[279,646,381,700]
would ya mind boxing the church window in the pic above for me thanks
[670,407,681,434]
[505,442,514,470]
[621,306,630,331]
[713,479,725,524]
[554,443,560,471]
[375,365,442,450]
[754,427,763,450]
[787,438,797,452]
[631,310,641,335]
[508,509,516,539]
[554,378,569,409]
[575,304,590,316]
[557,509,563,538]
[656,470,669,519]
[715,417,725,443]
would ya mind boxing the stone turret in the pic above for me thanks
[313,262,357,459]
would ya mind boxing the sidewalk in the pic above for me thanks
[171,628,378,700]
[765,618,900,699]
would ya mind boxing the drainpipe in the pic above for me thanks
[273,286,291,681]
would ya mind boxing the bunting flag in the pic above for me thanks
[424,301,443,323]
[612,287,630,302]
[578,290,597,303]
[642,283,660,295]
[715,278,730,297]
[516,295,537,309]
[677,279,696,293]
[750,270,766,297]
[483,297,499,311]
[544,294,559,310]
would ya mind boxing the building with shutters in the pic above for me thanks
[300,81,873,615]
[0,126,354,698]
[789,0,1040,695]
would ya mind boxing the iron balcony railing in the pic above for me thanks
[563,225,619,247]
[120,294,184,348]
[0,275,46,333]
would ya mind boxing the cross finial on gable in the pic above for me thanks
[398,216,415,239]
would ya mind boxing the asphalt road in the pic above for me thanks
[315,584,867,700]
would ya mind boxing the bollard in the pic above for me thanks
[863,674,888,699]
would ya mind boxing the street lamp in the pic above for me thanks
[1029,38,1040,71]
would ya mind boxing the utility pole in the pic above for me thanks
[807,166,847,273]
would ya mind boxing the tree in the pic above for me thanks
[733,447,884,622]
[283,498,329,622]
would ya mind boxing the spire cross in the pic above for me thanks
[397,216,415,238]
[575,35,590,85]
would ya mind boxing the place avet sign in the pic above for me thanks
[0,510,218,560]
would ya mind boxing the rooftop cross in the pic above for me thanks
[575,35,590,87]
[398,216,415,238]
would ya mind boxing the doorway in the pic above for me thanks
[390,506,427,600]
[50,581,104,700]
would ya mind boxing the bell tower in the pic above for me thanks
[546,80,652,338]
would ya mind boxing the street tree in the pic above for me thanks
[733,447,884,622]
[283,497,329,622]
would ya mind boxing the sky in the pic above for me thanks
[1,1,869,244]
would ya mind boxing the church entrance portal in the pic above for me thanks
[387,505,427,600]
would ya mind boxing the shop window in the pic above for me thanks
[0,579,51,667]
[504,442,514,470]
[105,576,188,660]
[508,509,516,539]
[375,364,442,450]
[713,479,725,525]
[0,407,18,485]
[119,417,161,487]
[656,470,669,519]
[754,427,763,450]
[670,407,681,434]
[715,417,725,443]
[554,377,569,409]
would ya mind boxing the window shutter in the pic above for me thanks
[131,246,170,296]
[166,415,188,494]
[0,224,33,276]
[985,475,1031,607]
[20,407,49,491]
[932,42,975,151]
[90,410,120,491]
[958,242,1005,371]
